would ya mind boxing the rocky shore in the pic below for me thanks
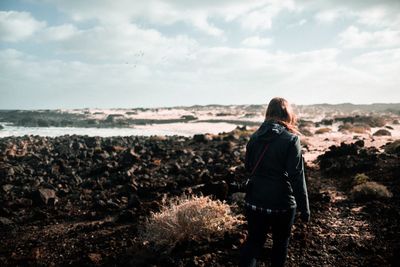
[0,131,399,266]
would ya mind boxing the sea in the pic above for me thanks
[0,122,238,138]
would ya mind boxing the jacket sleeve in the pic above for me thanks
[244,139,253,173]
[286,135,310,216]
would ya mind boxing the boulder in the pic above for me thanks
[373,129,391,136]
[193,134,212,143]
[0,217,15,230]
[32,188,58,206]
[197,181,229,200]
[120,148,140,166]
[318,142,378,174]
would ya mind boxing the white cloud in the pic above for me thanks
[242,36,272,47]
[191,15,223,36]
[315,10,339,23]
[1,1,400,107]
[2,44,399,108]
[33,0,299,35]
[352,48,400,75]
[0,11,46,42]
[315,9,347,23]
[237,0,297,31]
[39,24,80,41]
[339,26,400,48]
[44,22,199,66]
[287,19,307,28]
[297,19,307,26]
[356,6,400,28]
[312,2,400,28]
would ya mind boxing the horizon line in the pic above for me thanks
[1,102,400,111]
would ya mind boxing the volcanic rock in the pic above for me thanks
[384,140,400,155]
[115,209,136,223]
[0,217,15,230]
[31,188,58,206]
[373,129,391,136]
[197,181,229,200]
[318,142,378,174]
[120,148,140,166]
[193,134,212,143]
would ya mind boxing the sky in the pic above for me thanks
[0,0,399,109]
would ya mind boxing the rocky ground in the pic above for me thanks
[0,130,399,266]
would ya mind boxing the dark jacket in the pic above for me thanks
[245,120,310,216]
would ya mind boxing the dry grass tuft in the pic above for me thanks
[352,173,369,186]
[315,127,332,134]
[140,195,243,249]
[351,181,392,201]
[339,123,371,134]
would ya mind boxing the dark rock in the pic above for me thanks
[354,140,365,147]
[384,140,400,155]
[335,116,386,127]
[0,217,15,230]
[106,199,121,210]
[128,194,141,208]
[2,184,13,193]
[72,141,85,150]
[218,141,234,153]
[6,167,15,177]
[373,129,391,136]
[115,210,136,223]
[318,142,378,174]
[85,137,100,148]
[193,134,212,143]
[197,181,229,200]
[222,134,239,141]
[32,188,58,206]
[169,162,182,174]
[120,148,140,166]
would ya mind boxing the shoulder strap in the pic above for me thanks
[250,143,269,176]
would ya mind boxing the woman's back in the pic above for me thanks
[240,97,310,267]
[245,120,298,210]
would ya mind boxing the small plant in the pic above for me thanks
[339,123,370,134]
[315,127,332,134]
[350,181,392,201]
[352,173,369,186]
[140,195,243,249]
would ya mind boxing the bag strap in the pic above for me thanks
[250,143,269,176]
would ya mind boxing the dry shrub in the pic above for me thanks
[299,127,313,137]
[229,126,254,138]
[352,173,369,186]
[315,127,332,134]
[351,181,392,201]
[339,123,370,134]
[140,195,243,249]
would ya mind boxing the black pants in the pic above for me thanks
[239,207,296,267]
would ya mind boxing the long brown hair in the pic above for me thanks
[265,97,299,134]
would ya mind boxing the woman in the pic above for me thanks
[239,97,310,267]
